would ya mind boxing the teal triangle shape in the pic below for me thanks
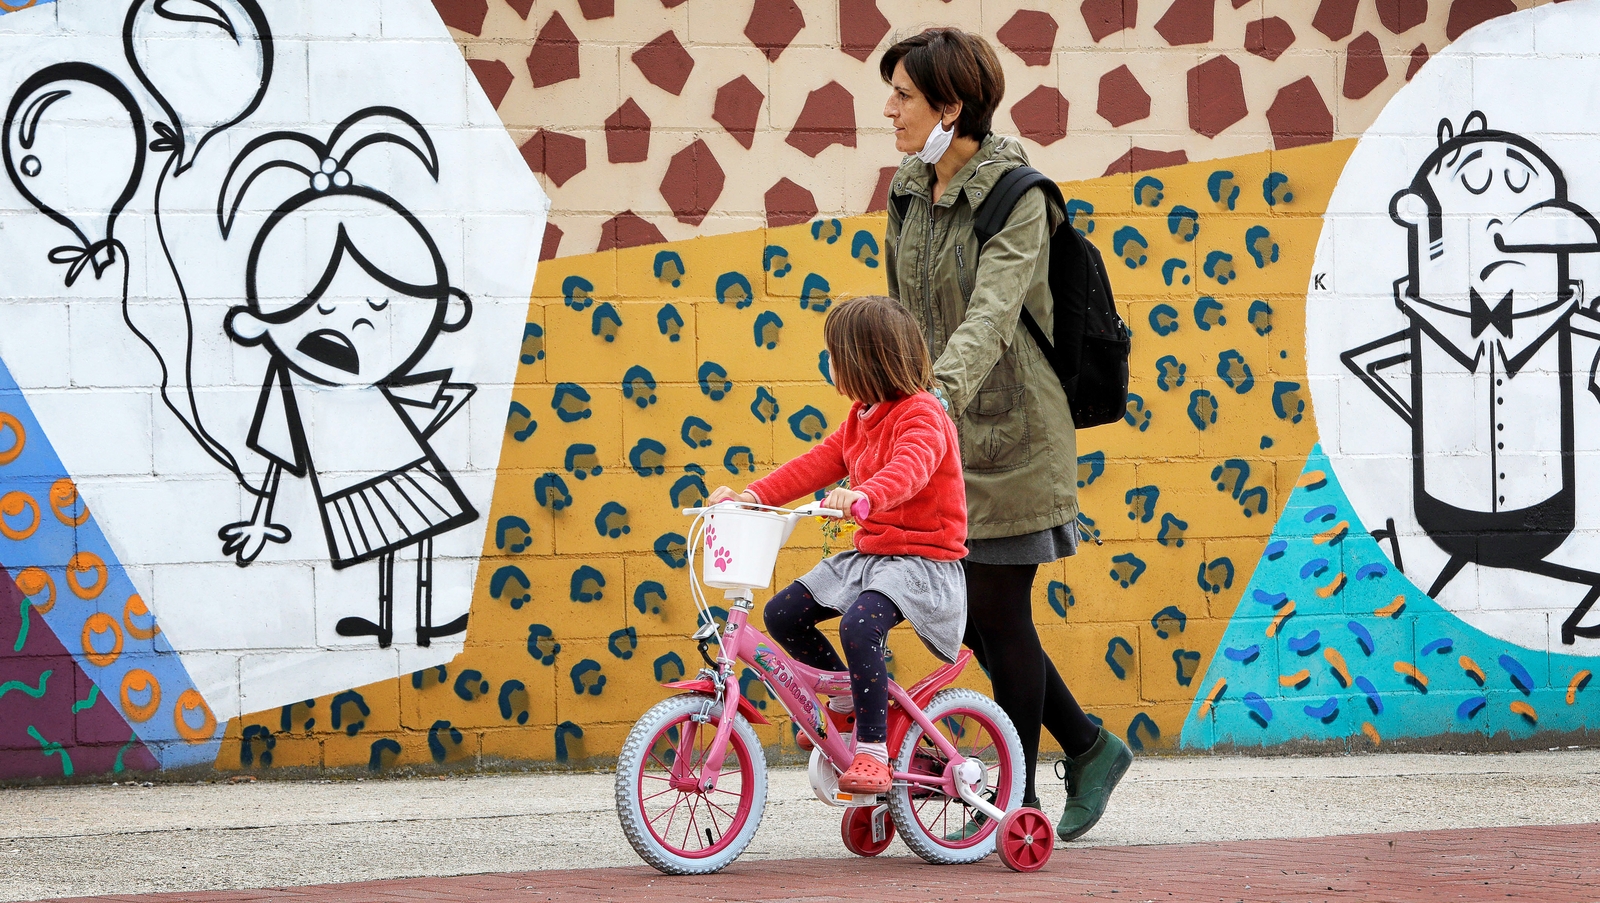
[1181,444,1600,749]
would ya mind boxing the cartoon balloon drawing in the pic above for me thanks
[3,63,147,286]
[123,0,272,174]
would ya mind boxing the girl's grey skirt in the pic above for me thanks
[794,550,966,663]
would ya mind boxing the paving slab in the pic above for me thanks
[30,824,1600,903]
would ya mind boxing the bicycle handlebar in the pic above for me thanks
[681,502,846,518]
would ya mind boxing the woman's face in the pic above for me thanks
[884,61,951,155]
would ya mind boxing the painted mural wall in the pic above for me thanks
[3,0,1598,782]
[0,0,546,778]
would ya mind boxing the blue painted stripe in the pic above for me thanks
[0,357,218,768]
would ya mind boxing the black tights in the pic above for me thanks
[763,582,902,743]
[962,561,1100,803]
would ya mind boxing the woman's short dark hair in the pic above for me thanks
[825,296,932,406]
[879,28,1005,141]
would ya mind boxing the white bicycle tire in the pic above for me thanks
[614,693,768,875]
[886,687,1025,865]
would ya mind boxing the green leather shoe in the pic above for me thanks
[1055,728,1133,841]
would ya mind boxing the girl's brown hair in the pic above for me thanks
[879,28,1005,140]
[824,296,932,405]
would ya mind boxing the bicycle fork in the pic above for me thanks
[693,592,754,792]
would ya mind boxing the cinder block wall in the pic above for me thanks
[5,0,1598,785]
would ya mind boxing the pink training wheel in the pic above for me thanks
[995,807,1053,872]
[841,805,895,857]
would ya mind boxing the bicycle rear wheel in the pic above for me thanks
[886,688,1023,864]
[615,693,768,874]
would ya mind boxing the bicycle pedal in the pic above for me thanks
[836,791,882,807]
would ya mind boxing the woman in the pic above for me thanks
[879,27,1132,841]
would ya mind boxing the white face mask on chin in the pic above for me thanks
[916,118,955,164]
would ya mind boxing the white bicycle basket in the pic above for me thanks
[696,505,795,590]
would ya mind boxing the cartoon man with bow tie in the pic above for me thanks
[1343,112,1600,645]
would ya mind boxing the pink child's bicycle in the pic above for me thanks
[614,501,1054,874]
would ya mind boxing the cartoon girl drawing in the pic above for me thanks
[215,108,477,648]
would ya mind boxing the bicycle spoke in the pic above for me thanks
[640,785,680,804]
[683,797,704,850]
[653,792,686,841]
[703,795,726,838]
[705,793,741,822]
[655,792,688,828]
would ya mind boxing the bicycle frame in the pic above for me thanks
[683,590,979,801]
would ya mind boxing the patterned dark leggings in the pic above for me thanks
[762,581,902,743]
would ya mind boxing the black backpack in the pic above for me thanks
[893,166,1131,428]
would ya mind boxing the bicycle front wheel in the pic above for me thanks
[614,693,768,875]
[886,687,1024,864]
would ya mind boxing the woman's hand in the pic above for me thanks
[823,487,868,519]
[707,486,758,506]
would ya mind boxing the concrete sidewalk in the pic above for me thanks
[4,749,1600,901]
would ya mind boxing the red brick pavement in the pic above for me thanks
[46,823,1598,903]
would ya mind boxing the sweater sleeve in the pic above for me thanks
[746,424,849,507]
[852,400,947,514]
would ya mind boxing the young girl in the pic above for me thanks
[707,295,967,793]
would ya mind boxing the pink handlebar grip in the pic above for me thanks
[851,497,871,521]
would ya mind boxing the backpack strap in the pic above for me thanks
[972,165,1063,248]
[973,166,1069,359]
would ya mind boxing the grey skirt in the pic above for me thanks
[794,550,966,663]
[966,521,1080,566]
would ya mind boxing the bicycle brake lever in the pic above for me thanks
[792,503,845,518]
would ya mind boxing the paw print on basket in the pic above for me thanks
[713,546,732,572]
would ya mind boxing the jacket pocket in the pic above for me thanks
[960,385,1030,474]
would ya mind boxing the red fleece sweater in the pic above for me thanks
[746,391,967,560]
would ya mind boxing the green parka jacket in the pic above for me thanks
[885,134,1078,540]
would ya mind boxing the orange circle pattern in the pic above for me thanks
[0,412,22,465]
[15,567,55,614]
[174,689,217,742]
[120,669,161,723]
[123,594,160,640]
[81,612,124,668]
[66,552,108,599]
[49,478,89,527]
[0,491,40,540]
